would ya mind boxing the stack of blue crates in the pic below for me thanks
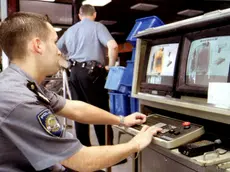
[105,66,131,116]
[105,16,164,116]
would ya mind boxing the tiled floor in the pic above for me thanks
[90,125,133,172]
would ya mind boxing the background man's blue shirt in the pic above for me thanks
[57,18,114,65]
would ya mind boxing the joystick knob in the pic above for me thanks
[169,129,175,134]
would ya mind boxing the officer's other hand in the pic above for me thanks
[124,112,147,127]
[129,125,162,151]
[58,54,69,69]
[105,65,110,71]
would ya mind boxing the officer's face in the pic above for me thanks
[42,23,62,75]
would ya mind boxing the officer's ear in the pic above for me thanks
[93,12,97,19]
[32,38,43,55]
[78,14,82,20]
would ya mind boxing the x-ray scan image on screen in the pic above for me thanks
[146,43,179,85]
[186,36,230,87]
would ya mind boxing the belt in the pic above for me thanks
[69,60,104,70]
[69,60,107,83]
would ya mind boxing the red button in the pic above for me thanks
[182,122,191,126]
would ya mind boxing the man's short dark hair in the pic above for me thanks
[0,12,51,60]
[79,4,96,16]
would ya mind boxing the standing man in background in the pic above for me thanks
[57,4,118,148]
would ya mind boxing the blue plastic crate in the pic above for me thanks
[109,92,130,116]
[127,16,164,46]
[130,97,139,113]
[118,85,131,94]
[104,66,125,91]
[131,48,136,61]
[118,61,134,94]
[120,61,134,87]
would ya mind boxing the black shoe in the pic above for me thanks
[94,170,105,172]
[114,158,128,166]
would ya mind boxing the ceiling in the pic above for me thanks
[16,0,230,43]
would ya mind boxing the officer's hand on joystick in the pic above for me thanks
[123,112,147,127]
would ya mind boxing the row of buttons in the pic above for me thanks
[168,122,191,135]
[155,121,191,136]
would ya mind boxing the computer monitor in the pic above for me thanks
[177,25,230,97]
[140,36,181,96]
[146,43,179,85]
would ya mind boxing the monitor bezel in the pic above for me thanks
[140,35,182,96]
[177,24,230,97]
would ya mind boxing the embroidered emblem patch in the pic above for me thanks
[37,109,63,137]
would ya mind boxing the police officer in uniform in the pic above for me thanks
[57,4,118,147]
[0,12,162,172]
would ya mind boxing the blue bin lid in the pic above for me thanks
[126,16,164,46]
[135,16,163,23]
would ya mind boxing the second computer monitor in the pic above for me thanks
[177,25,230,97]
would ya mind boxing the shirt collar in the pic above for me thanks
[81,18,93,22]
[9,63,41,88]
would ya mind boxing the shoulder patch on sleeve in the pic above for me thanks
[37,109,63,137]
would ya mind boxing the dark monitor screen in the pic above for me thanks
[146,43,179,86]
[186,36,230,87]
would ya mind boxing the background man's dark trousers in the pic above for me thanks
[69,62,114,146]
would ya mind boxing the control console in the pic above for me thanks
[129,114,204,149]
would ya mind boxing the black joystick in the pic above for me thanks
[169,129,175,134]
